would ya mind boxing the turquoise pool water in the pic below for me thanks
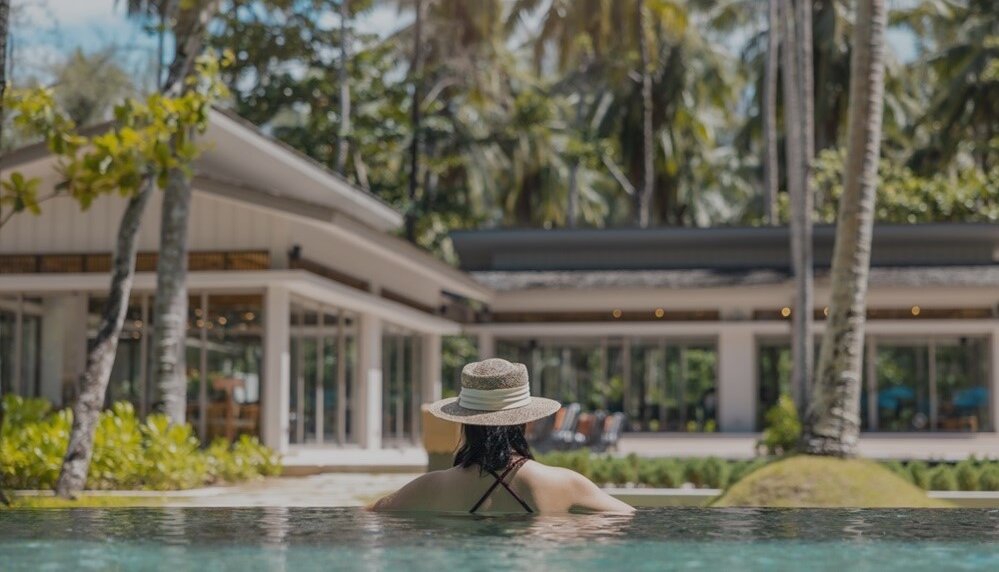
[2,508,998,571]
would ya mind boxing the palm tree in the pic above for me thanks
[762,0,779,224]
[636,0,654,228]
[405,0,423,242]
[801,0,887,456]
[0,1,11,476]
[337,0,351,174]
[152,0,222,424]
[56,183,154,497]
[779,0,814,412]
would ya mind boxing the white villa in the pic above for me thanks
[1,108,997,463]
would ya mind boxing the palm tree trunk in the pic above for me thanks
[405,0,423,242]
[762,0,779,225]
[0,0,9,153]
[793,0,816,408]
[567,161,579,228]
[801,0,886,457]
[152,163,194,423]
[336,0,351,174]
[0,0,10,471]
[56,182,154,497]
[779,0,813,414]
[791,0,815,410]
[152,0,220,424]
[636,0,654,228]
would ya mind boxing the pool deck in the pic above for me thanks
[617,433,999,461]
[278,433,999,475]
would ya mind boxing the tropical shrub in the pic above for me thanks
[928,466,959,491]
[758,395,801,455]
[955,460,981,492]
[908,461,931,490]
[534,449,999,492]
[0,395,281,490]
[979,465,999,491]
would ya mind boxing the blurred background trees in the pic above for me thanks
[4,0,997,255]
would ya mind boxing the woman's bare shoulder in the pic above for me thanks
[369,469,451,511]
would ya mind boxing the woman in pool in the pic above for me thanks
[372,358,634,514]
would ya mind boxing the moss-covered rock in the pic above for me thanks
[712,455,952,508]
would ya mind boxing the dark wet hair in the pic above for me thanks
[453,424,533,475]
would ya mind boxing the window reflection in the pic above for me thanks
[495,338,717,433]
[289,300,356,445]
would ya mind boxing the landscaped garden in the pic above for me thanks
[536,449,999,493]
[0,396,281,492]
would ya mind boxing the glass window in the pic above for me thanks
[382,326,420,445]
[875,343,931,431]
[289,300,356,445]
[204,294,263,442]
[936,338,990,432]
[1,297,43,399]
[756,343,792,428]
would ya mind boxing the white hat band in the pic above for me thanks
[458,385,532,411]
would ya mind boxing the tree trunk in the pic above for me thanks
[795,0,815,166]
[636,0,654,228]
[0,0,9,153]
[566,161,579,228]
[336,0,351,174]
[762,0,779,225]
[779,0,813,414]
[793,0,816,411]
[405,0,423,242]
[56,182,154,497]
[152,161,194,424]
[152,0,220,424]
[801,0,886,457]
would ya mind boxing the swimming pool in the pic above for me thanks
[2,508,998,571]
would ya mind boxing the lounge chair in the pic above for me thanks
[593,412,625,453]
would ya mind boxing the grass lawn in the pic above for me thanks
[3,495,167,509]
[712,455,953,508]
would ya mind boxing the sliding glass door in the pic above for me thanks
[289,300,356,445]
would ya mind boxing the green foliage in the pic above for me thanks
[0,395,281,490]
[535,450,999,492]
[928,465,959,491]
[0,52,230,227]
[758,395,801,455]
[777,148,999,225]
[955,460,982,492]
[980,466,999,492]
[908,461,931,490]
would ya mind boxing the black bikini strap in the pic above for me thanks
[469,457,533,514]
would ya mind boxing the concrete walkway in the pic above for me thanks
[163,473,421,507]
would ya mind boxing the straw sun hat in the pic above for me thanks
[427,358,561,426]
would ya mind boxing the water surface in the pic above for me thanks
[3,508,998,571]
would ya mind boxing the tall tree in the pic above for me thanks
[56,183,154,497]
[636,0,654,228]
[801,0,886,456]
[151,0,222,424]
[0,0,9,152]
[337,0,351,174]
[780,0,814,412]
[762,0,779,224]
[404,0,424,242]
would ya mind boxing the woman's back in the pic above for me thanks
[372,458,633,514]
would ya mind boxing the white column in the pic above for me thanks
[39,294,87,406]
[262,286,291,453]
[477,331,495,359]
[357,312,383,449]
[421,333,442,404]
[717,327,756,432]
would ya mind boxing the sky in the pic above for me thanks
[10,0,406,87]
